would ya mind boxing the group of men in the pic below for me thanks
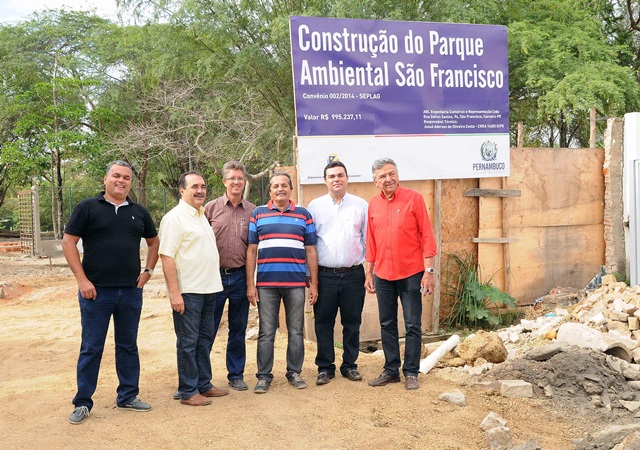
[62,157,437,424]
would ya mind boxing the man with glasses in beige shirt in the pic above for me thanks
[204,161,256,391]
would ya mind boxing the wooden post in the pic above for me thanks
[501,177,511,295]
[590,107,596,148]
[517,122,524,148]
[432,179,442,333]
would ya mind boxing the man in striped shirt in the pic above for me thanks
[246,172,318,393]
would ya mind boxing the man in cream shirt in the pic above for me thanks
[159,170,228,406]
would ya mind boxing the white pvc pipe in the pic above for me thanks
[419,334,461,374]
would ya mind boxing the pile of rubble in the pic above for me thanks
[424,277,640,449]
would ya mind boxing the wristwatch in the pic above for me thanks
[144,268,154,276]
[425,268,435,274]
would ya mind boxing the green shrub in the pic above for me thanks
[441,253,516,329]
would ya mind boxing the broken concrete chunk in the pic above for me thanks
[612,431,640,449]
[473,381,500,392]
[523,343,564,361]
[480,411,508,431]
[582,381,604,395]
[632,348,640,364]
[512,439,542,450]
[520,319,535,332]
[499,380,533,398]
[610,310,632,322]
[438,390,466,406]
[620,401,640,413]
[485,426,513,450]
[579,424,640,449]
[622,365,640,381]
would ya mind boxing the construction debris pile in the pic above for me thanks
[425,276,640,449]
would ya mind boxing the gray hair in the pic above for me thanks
[222,160,247,180]
[106,160,132,176]
[371,157,397,176]
[269,171,293,189]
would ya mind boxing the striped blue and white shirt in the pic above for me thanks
[248,200,317,288]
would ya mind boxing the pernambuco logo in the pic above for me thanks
[480,141,498,161]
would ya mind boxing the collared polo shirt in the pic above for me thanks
[64,192,157,287]
[204,194,256,269]
[248,199,317,288]
[159,199,223,294]
[307,192,368,268]
[366,185,437,281]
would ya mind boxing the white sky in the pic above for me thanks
[0,0,121,24]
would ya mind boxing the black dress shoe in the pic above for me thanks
[316,372,335,385]
[228,378,249,391]
[342,369,363,381]
[368,372,401,387]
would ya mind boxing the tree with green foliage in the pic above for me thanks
[0,10,119,236]
[508,0,640,147]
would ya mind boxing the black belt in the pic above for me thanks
[318,264,362,273]
[220,266,245,275]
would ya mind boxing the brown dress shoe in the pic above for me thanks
[202,385,229,397]
[405,375,419,390]
[180,393,212,406]
[368,372,401,387]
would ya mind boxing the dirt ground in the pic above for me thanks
[0,251,619,449]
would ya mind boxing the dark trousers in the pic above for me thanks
[313,265,365,376]
[212,270,250,380]
[173,292,216,400]
[73,286,143,410]
[373,271,423,377]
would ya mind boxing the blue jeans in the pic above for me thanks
[374,271,423,377]
[256,287,305,381]
[314,265,365,376]
[73,286,143,410]
[213,270,250,380]
[173,293,216,400]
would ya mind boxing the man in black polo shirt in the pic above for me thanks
[62,160,159,425]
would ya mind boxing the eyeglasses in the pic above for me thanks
[224,177,245,182]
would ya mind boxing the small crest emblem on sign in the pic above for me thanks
[480,141,498,161]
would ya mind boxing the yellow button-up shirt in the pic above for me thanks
[159,200,223,294]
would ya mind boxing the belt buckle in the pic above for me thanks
[222,268,233,275]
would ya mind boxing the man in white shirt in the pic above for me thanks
[307,161,368,385]
[159,170,228,406]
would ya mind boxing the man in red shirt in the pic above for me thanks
[364,157,437,390]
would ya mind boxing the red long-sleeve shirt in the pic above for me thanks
[366,185,437,281]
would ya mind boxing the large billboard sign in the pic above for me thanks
[290,16,509,184]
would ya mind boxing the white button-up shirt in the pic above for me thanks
[307,192,368,268]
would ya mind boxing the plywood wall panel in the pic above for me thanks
[507,224,605,303]
[508,148,604,227]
